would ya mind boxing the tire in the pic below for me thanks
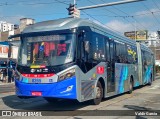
[91,81,103,105]
[128,78,133,94]
[44,97,58,103]
[148,74,152,86]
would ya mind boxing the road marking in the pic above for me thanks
[12,100,21,102]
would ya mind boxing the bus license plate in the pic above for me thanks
[31,91,42,96]
[32,79,41,83]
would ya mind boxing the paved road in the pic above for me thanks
[0,83,15,93]
[0,78,160,119]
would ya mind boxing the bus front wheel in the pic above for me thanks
[91,81,103,105]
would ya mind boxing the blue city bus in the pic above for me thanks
[9,17,154,105]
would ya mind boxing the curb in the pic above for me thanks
[156,76,160,79]
[0,82,14,86]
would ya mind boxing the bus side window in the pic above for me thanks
[115,42,127,63]
[115,42,120,63]
[92,34,105,61]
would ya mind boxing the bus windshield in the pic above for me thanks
[18,33,75,66]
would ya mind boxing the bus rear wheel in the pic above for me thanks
[91,81,103,105]
[128,78,133,94]
[148,74,152,86]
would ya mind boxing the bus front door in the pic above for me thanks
[106,40,115,93]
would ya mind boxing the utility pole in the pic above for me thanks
[77,0,145,10]
[67,0,145,18]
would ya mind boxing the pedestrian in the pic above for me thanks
[2,69,7,83]
[0,69,3,81]
[8,68,12,83]
[12,69,15,82]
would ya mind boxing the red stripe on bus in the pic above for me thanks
[22,73,54,78]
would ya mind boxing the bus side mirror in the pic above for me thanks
[84,41,89,53]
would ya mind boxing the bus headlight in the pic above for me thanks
[58,68,75,81]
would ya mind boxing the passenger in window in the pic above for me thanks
[119,55,123,63]
[125,57,129,63]
[93,52,98,60]
[93,50,104,60]
[98,50,105,59]
[116,56,120,63]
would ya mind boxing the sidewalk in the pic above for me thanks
[156,75,160,79]
[0,81,14,86]
[0,76,15,85]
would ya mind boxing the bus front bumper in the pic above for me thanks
[15,76,77,99]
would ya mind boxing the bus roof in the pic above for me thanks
[23,17,137,45]
[22,17,92,33]
[140,43,153,54]
[22,17,153,53]
[19,17,154,54]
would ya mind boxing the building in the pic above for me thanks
[0,21,14,32]
[0,31,9,41]
[147,31,159,47]
[19,18,35,32]
[0,28,20,41]
[147,31,160,66]
[0,18,35,41]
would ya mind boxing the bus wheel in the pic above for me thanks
[44,97,58,103]
[128,78,133,94]
[91,81,103,105]
[148,74,152,86]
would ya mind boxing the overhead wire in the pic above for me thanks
[151,0,160,22]
[142,1,160,29]
[100,0,148,30]
[87,0,121,17]
[84,9,160,18]
[0,12,66,19]
[0,0,69,20]
[0,0,70,6]
[1,0,160,32]
[152,0,160,11]
[85,0,133,34]
[86,0,145,32]
[81,10,123,35]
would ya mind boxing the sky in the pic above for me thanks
[0,0,160,35]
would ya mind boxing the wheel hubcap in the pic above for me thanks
[130,82,132,90]
[96,87,101,98]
